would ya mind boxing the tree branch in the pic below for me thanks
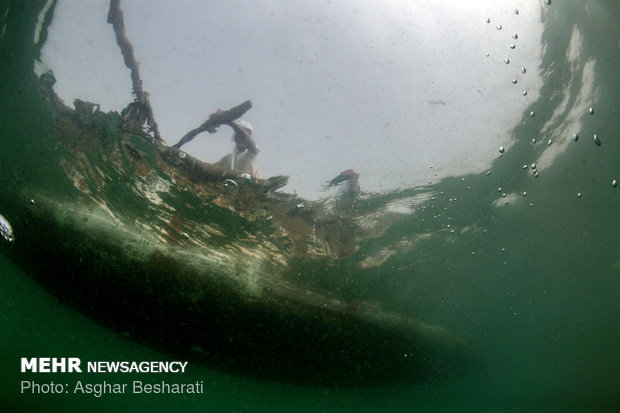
[172,100,253,149]
[107,0,161,143]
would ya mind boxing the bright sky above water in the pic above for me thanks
[40,0,544,199]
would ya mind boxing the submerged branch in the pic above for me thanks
[107,0,161,143]
[172,100,253,149]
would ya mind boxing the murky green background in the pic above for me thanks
[1,0,619,411]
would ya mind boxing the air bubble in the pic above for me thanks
[224,179,238,187]
[548,139,553,145]
[573,133,579,141]
[522,165,528,169]
[530,111,535,117]
[521,67,526,73]
[531,163,536,169]
[534,171,539,178]
[532,138,536,144]
[296,203,305,209]
[498,187,502,192]
[505,58,510,64]
[181,232,190,239]
[522,192,527,196]
[486,17,491,23]
[612,179,617,188]
[510,44,516,49]
[577,192,582,198]
[523,90,528,96]
[588,107,594,114]
[545,0,551,5]
[593,134,601,146]
[499,146,505,153]
[514,9,519,15]
[512,79,518,84]
[497,24,503,30]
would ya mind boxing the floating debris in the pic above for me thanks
[0,213,14,242]
[224,179,238,187]
[296,203,305,209]
[240,173,252,181]
[593,134,601,146]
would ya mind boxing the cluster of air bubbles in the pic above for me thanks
[0,212,14,242]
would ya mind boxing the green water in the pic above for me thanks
[1,0,619,411]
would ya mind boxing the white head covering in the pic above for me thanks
[236,119,253,134]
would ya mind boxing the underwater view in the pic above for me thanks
[1,0,619,411]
